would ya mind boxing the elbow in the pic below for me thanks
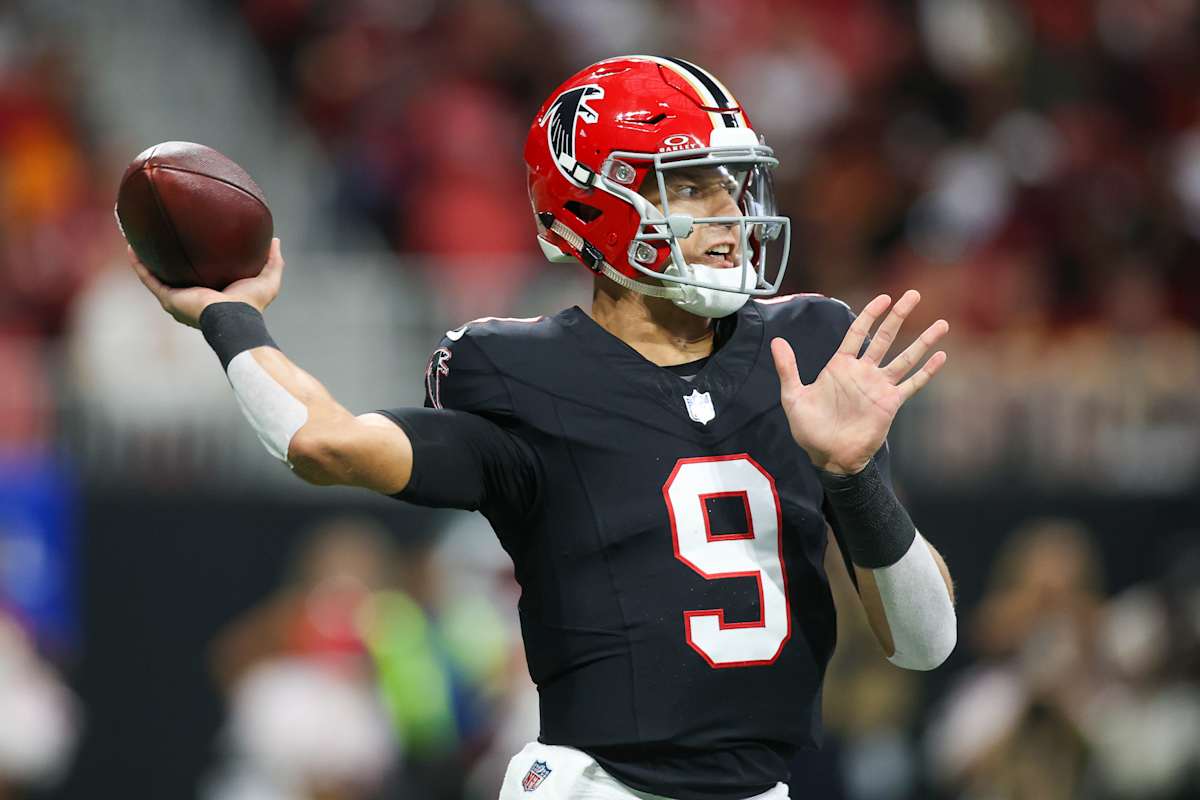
[287,424,351,485]
[888,620,957,671]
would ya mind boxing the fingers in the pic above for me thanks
[770,337,805,398]
[884,318,950,382]
[863,289,920,364]
[838,294,891,356]
[261,238,284,281]
[252,238,285,309]
[898,350,948,402]
[127,246,169,302]
[257,238,284,304]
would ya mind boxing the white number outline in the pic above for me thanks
[662,453,792,668]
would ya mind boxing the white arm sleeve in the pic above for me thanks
[226,350,308,463]
[873,532,957,670]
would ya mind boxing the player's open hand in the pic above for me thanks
[127,238,285,329]
[771,291,948,475]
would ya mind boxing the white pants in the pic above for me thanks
[499,741,790,800]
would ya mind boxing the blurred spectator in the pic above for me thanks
[0,38,113,341]
[926,519,1104,799]
[0,9,117,455]
[430,514,536,800]
[366,516,523,799]
[0,608,80,798]
[927,528,1200,800]
[204,517,399,800]
[205,513,524,800]
[1085,542,1200,800]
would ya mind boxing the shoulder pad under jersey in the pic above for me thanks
[423,315,554,414]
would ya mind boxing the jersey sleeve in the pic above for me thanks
[375,333,540,520]
[420,333,512,415]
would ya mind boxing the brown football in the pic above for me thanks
[116,142,273,289]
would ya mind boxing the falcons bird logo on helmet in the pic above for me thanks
[541,84,604,186]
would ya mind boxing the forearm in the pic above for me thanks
[246,346,349,421]
[200,302,411,491]
[822,461,957,670]
[928,542,954,601]
[854,536,954,649]
[245,346,363,482]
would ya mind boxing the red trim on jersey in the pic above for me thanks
[662,453,792,669]
[698,490,754,542]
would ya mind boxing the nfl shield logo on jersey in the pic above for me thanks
[522,760,552,791]
[684,389,716,425]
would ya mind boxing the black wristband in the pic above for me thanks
[199,302,277,370]
[818,459,916,568]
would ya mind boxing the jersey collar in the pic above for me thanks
[554,302,766,429]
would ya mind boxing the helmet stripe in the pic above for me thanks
[663,57,744,128]
[626,54,732,131]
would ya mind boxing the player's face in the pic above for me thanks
[642,167,744,269]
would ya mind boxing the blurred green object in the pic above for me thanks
[362,589,510,754]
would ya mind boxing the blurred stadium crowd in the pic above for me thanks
[236,0,1200,493]
[1,1,1199,799]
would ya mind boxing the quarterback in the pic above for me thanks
[129,57,956,800]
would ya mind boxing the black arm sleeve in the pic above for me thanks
[819,450,915,569]
[375,407,540,520]
[825,441,900,587]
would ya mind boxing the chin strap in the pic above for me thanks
[545,218,685,301]
[601,260,684,300]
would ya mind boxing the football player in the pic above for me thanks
[129,56,956,800]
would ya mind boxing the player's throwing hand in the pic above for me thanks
[127,238,285,329]
[771,290,949,475]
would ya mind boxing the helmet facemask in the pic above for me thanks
[596,140,792,318]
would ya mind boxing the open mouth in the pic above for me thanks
[701,243,737,268]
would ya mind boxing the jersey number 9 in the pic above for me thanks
[663,455,791,668]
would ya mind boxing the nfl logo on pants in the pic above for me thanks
[522,760,552,791]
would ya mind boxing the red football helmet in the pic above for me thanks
[524,56,790,317]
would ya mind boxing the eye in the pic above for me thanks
[674,184,700,199]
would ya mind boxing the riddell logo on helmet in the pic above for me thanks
[659,133,701,153]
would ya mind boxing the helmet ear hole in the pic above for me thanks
[564,200,603,223]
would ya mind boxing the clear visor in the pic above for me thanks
[600,144,791,296]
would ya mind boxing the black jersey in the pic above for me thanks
[381,295,891,800]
